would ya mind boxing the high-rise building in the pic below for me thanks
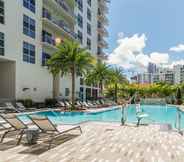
[173,65,184,84]
[153,67,174,84]
[137,73,150,84]
[0,0,109,102]
[147,63,157,84]
[147,62,157,74]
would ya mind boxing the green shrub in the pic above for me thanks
[45,98,57,107]
[17,99,33,108]
[24,99,33,108]
[16,99,25,104]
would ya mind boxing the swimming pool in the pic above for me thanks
[18,105,184,128]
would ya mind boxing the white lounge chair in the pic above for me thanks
[64,101,71,107]
[57,101,66,108]
[16,102,36,112]
[16,102,26,111]
[5,102,20,113]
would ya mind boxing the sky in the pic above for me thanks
[106,0,184,75]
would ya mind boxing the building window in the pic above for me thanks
[87,0,91,6]
[87,23,91,35]
[65,88,70,97]
[0,0,4,24]
[77,30,83,44]
[23,15,36,39]
[23,41,35,64]
[76,0,83,12]
[42,52,50,66]
[87,38,91,50]
[87,8,91,21]
[23,0,35,13]
[0,32,4,55]
[77,14,83,28]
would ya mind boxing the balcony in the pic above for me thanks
[98,26,108,37]
[98,39,108,48]
[97,51,107,60]
[98,1,109,13]
[43,0,75,21]
[98,11,109,25]
[42,34,57,50]
[42,10,76,39]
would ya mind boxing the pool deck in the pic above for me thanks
[0,122,184,162]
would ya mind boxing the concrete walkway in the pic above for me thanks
[0,122,184,162]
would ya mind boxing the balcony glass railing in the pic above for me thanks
[42,34,56,46]
[43,10,76,39]
[98,39,108,48]
[54,0,75,18]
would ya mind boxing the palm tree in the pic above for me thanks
[108,67,127,103]
[86,61,110,97]
[47,39,94,110]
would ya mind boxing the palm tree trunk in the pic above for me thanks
[71,66,75,110]
[100,80,103,97]
[53,74,60,99]
[115,83,118,103]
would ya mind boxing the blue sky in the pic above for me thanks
[106,0,184,71]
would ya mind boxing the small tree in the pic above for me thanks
[176,87,182,105]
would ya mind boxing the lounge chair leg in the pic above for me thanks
[17,130,24,145]
[79,126,82,134]
[0,130,10,143]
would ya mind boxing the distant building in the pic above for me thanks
[137,73,150,84]
[131,64,184,85]
[153,67,174,84]
[130,75,138,83]
[173,65,184,84]
[148,63,157,74]
[153,73,159,83]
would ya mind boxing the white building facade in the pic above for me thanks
[173,65,184,84]
[0,0,109,102]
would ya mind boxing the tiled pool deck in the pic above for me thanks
[0,122,184,162]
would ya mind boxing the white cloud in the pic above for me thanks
[169,44,184,52]
[107,33,169,70]
[150,52,169,64]
[107,34,147,69]
[136,53,150,68]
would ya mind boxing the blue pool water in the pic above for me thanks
[18,105,184,128]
